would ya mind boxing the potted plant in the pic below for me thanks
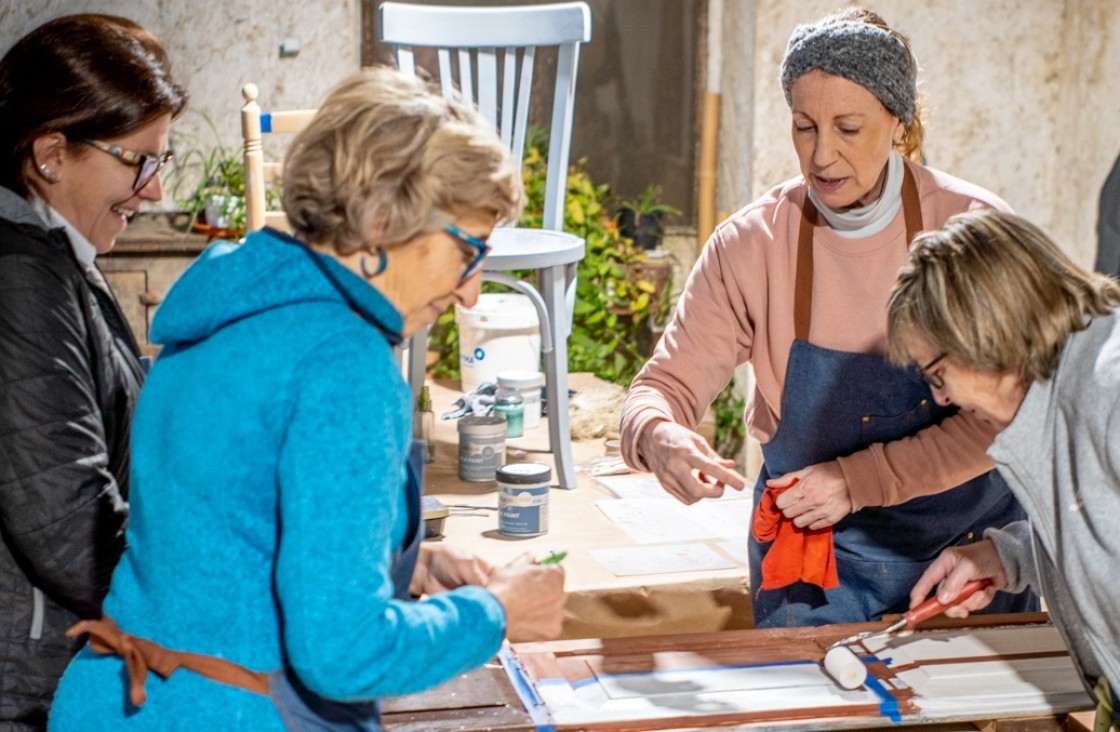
[174,144,248,237]
[615,184,682,251]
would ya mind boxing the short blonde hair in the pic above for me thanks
[887,210,1120,382]
[282,66,523,254]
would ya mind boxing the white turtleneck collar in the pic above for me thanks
[807,149,904,240]
[28,195,99,266]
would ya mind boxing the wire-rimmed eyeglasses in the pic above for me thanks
[917,352,948,390]
[442,223,492,283]
[82,139,174,193]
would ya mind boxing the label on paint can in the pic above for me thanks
[458,415,506,482]
[497,462,551,536]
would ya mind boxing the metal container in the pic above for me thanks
[497,462,551,536]
[457,415,506,482]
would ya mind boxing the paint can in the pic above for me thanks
[497,462,551,536]
[457,415,506,482]
[493,391,525,438]
[497,370,544,429]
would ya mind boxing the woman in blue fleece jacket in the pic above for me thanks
[49,67,566,731]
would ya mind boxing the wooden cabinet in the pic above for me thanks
[99,213,211,357]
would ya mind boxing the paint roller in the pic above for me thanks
[822,578,993,690]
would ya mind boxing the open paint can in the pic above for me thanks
[497,462,551,536]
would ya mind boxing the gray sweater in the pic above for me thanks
[986,310,1120,695]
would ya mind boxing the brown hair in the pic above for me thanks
[282,66,522,254]
[887,210,1120,382]
[0,14,188,196]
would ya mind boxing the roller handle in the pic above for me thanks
[903,578,993,626]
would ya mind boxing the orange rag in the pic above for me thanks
[751,479,839,591]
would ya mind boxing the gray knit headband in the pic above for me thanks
[780,20,916,125]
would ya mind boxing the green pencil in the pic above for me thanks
[540,550,568,565]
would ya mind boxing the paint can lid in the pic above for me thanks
[498,370,544,389]
[458,415,507,434]
[496,461,552,485]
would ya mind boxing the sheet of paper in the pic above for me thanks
[594,473,670,500]
[716,540,749,565]
[588,543,736,576]
[670,498,752,539]
[596,499,716,544]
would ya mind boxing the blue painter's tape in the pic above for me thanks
[497,643,557,732]
[862,668,901,723]
[260,113,272,133]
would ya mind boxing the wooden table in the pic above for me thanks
[422,376,753,640]
[383,613,1095,732]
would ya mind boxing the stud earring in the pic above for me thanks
[359,248,388,278]
[38,163,59,183]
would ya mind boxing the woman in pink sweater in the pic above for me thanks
[620,8,1037,627]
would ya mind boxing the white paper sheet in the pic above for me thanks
[588,543,736,576]
[596,499,716,544]
[595,474,672,500]
[716,540,749,565]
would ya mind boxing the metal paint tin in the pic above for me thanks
[457,415,506,482]
[497,462,551,536]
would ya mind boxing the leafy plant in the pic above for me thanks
[713,383,747,463]
[617,184,682,218]
[170,114,277,236]
[427,132,669,386]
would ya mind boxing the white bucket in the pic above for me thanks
[455,293,540,393]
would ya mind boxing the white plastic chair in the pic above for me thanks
[379,1,591,490]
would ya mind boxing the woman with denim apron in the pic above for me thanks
[49,68,565,731]
[620,8,1037,627]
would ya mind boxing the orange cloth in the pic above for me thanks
[750,481,840,591]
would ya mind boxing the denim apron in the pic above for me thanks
[270,439,424,731]
[271,238,425,729]
[748,168,1038,628]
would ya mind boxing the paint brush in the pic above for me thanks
[823,578,993,689]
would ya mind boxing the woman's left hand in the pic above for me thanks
[770,461,852,530]
[410,543,494,597]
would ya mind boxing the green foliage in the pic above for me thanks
[169,114,276,235]
[617,183,682,218]
[427,136,670,386]
[713,383,747,462]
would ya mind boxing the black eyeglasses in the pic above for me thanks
[443,223,491,283]
[82,139,174,193]
[917,352,948,390]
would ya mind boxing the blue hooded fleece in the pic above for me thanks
[49,228,506,731]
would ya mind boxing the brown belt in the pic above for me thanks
[68,616,270,706]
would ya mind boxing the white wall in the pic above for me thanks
[718,0,1120,267]
[0,0,361,197]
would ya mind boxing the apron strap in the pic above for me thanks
[67,616,271,707]
[794,164,923,341]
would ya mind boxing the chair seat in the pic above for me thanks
[484,227,585,270]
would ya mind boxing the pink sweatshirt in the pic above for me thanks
[621,160,1011,509]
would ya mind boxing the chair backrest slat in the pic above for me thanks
[397,47,416,76]
[476,49,498,129]
[510,46,535,179]
[456,49,473,105]
[499,48,517,148]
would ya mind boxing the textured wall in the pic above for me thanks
[0,0,361,196]
[719,0,1120,267]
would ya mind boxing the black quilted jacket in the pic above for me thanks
[0,189,144,730]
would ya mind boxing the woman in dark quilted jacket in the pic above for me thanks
[0,15,186,730]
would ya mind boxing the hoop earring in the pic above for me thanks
[359,248,387,278]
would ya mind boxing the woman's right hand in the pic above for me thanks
[909,539,1008,618]
[485,554,566,642]
[639,421,747,505]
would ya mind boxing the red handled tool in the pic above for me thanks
[826,578,993,652]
